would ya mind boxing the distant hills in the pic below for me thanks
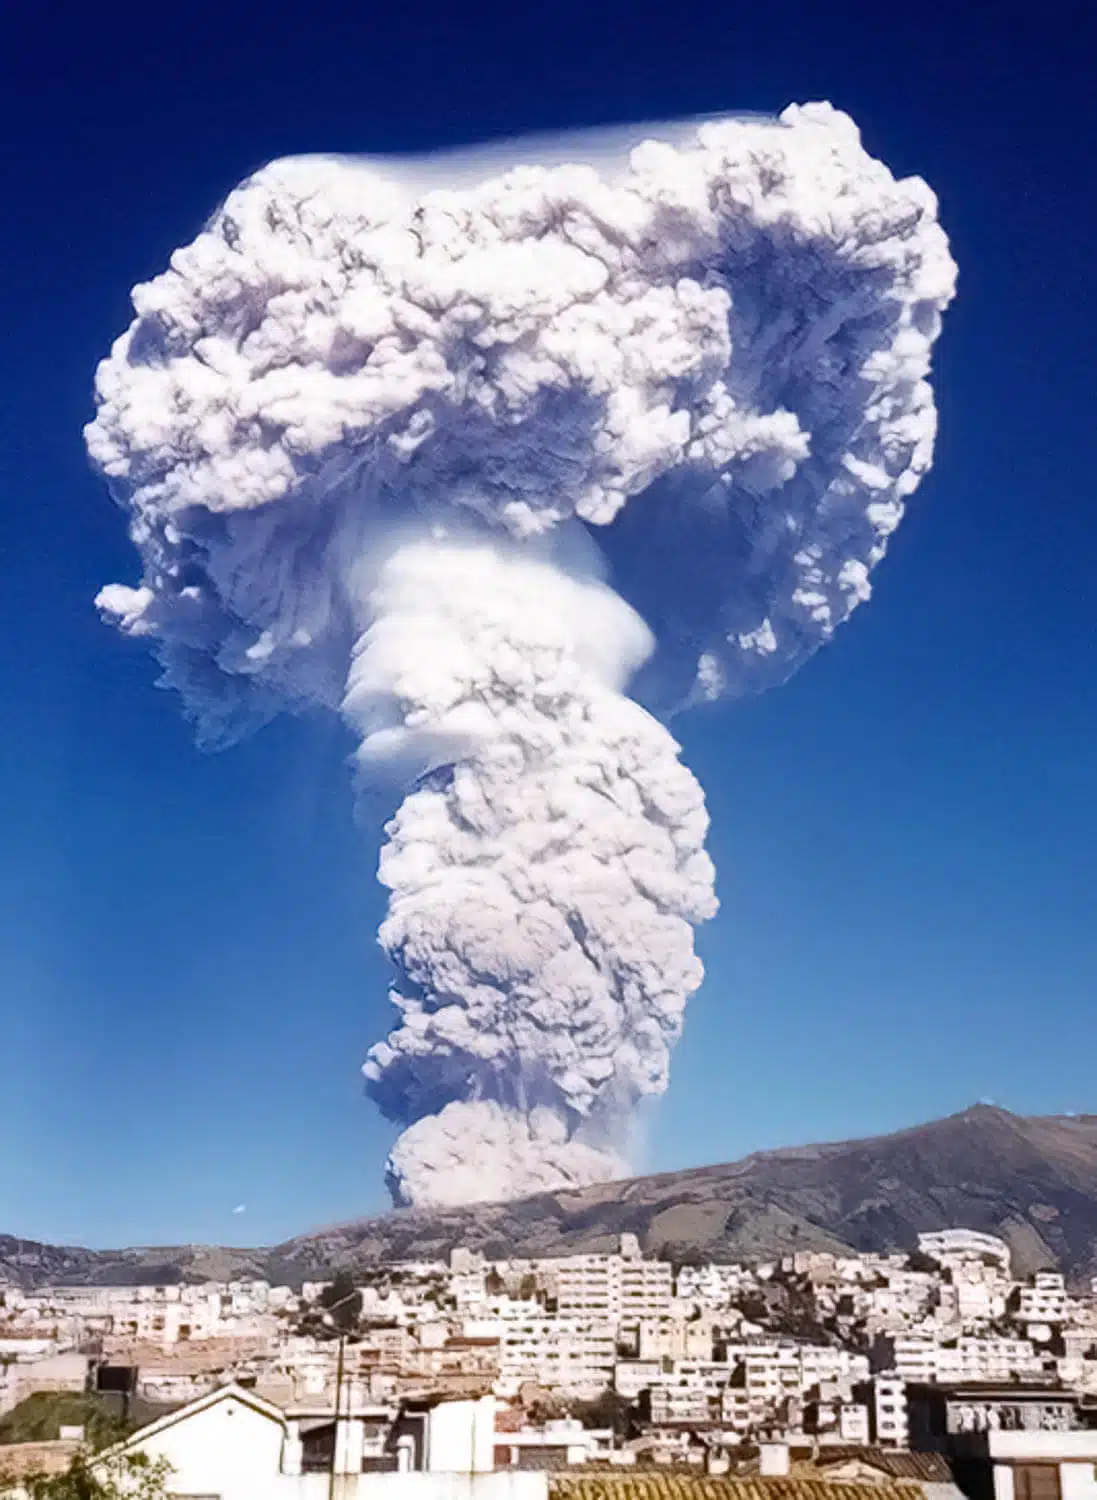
[6,1105,1097,1290]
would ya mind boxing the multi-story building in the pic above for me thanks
[636,1316,714,1362]
[917,1230,1012,1275]
[1018,1273,1069,1327]
[939,1338,1046,1385]
[649,1383,718,1424]
[487,1317,616,1396]
[448,1250,488,1314]
[883,1334,944,1385]
[866,1373,910,1448]
[15,1226,1097,1443]
[676,1263,753,1309]
[838,1403,871,1444]
[614,1359,666,1399]
[552,1236,672,1328]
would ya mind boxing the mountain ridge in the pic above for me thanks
[6,1104,1097,1290]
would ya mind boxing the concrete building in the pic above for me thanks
[917,1232,1012,1276]
[943,1340,1046,1386]
[614,1361,666,1400]
[636,1318,714,1363]
[82,1381,536,1500]
[492,1418,612,1471]
[480,1319,616,1396]
[870,1373,911,1449]
[552,1239,672,1329]
[674,1264,752,1311]
[1018,1275,1069,1329]
[907,1383,1086,1449]
[982,1428,1097,1500]
[450,1252,489,1315]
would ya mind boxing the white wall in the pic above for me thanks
[118,1391,533,1500]
[991,1461,1097,1500]
[989,1434,1097,1460]
[988,1433,1097,1500]
[130,1394,287,1500]
[1060,1466,1097,1500]
[993,1467,1015,1500]
[425,1397,495,1473]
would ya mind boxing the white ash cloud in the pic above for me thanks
[348,537,715,1203]
[87,103,955,1207]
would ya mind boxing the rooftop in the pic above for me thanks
[0,1439,82,1478]
[551,1474,925,1500]
[814,1451,956,1483]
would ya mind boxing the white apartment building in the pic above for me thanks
[954,1277,1008,1328]
[552,1238,672,1328]
[718,1340,868,1401]
[7,1280,289,1346]
[675,1264,753,1309]
[917,1230,1012,1275]
[870,1373,909,1448]
[887,1333,1044,1385]
[448,1251,488,1313]
[478,1298,543,1324]
[619,1259,673,1326]
[476,1317,616,1397]
[867,1271,938,1331]
[887,1334,942,1384]
[743,1343,804,1403]
[670,1359,735,1394]
[1018,1273,1069,1326]
[1057,1354,1097,1394]
[358,1288,413,1324]
[720,1385,750,1432]
[799,1345,871,1389]
[838,1403,871,1444]
[1061,1328,1097,1361]
[636,1317,715,1363]
[940,1338,1045,1385]
[614,1360,666,1400]
[650,1384,718,1424]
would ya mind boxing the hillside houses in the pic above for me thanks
[6,1228,1097,1471]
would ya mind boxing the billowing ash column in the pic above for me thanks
[87,103,955,1207]
[346,536,715,1205]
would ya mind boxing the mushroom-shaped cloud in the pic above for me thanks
[87,102,956,1207]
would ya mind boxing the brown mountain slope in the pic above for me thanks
[6,1105,1097,1290]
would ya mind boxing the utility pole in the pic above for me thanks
[322,1287,360,1500]
[328,1330,346,1500]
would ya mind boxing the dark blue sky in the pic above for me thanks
[2,0,1095,1248]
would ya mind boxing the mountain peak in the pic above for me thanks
[956,1101,1020,1122]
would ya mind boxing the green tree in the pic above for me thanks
[569,1389,638,1438]
[318,1271,363,1332]
[906,1249,939,1275]
[3,1450,172,1500]
[0,1394,145,1451]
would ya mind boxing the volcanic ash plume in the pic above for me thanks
[87,103,955,1207]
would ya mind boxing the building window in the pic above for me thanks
[301,1423,335,1474]
[1014,1467,1062,1500]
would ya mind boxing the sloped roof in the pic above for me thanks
[99,1381,286,1459]
[815,1450,955,1483]
[551,1474,924,1500]
[0,1439,82,1478]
